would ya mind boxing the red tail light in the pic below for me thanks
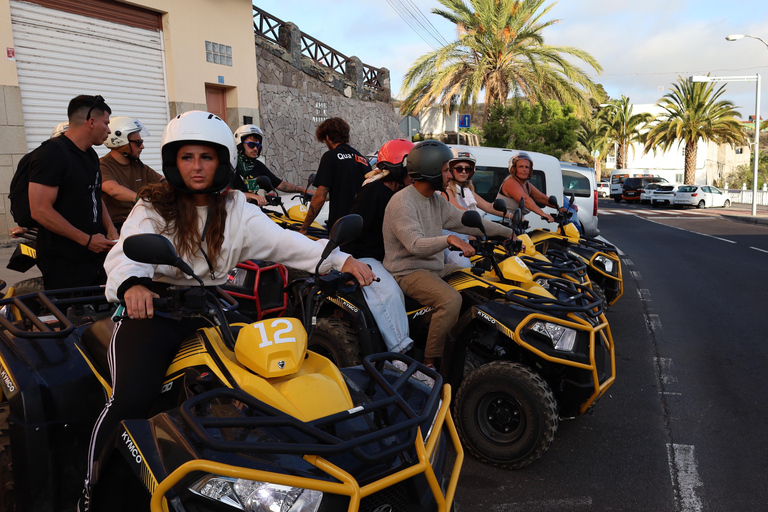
[593,190,598,216]
[691,193,698,197]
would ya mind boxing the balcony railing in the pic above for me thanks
[253,4,385,91]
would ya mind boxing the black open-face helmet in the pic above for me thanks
[405,140,453,190]
[160,111,236,194]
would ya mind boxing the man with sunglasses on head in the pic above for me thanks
[232,124,308,206]
[28,94,119,290]
[100,116,161,232]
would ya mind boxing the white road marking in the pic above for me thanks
[491,497,594,511]
[647,314,662,334]
[623,258,634,267]
[667,444,704,512]
[630,270,642,280]
[638,288,651,301]
[655,357,677,385]
[639,216,737,243]
[750,246,768,254]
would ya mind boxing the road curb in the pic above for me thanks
[719,213,768,226]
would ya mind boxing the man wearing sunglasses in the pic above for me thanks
[100,116,161,231]
[232,124,308,206]
[27,94,119,289]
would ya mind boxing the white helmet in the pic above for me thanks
[234,124,264,144]
[160,111,236,194]
[105,116,149,148]
[51,122,69,138]
[449,147,476,178]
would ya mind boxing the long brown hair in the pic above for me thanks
[137,182,230,268]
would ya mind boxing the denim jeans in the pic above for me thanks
[359,258,413,354]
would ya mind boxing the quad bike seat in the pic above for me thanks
[79,317,116,383]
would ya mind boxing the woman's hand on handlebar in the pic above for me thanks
[123,284,160,319]
[246,193,267,206]
[341,257,377,287]
[540,213,554,223]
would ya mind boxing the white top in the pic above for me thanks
[454,186,478,211]
[105,191,349,301]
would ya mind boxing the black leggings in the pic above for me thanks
[84,311,246,507]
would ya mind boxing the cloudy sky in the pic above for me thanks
[254,0,768,120]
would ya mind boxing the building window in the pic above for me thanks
[735,147,744,155]
[312,101,328,123]
[206,41,232,66]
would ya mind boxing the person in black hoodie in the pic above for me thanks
[343,138,415,354]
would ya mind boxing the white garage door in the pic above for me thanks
[10,0,169,171]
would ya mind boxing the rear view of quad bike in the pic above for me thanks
[257,174,329,240]
[0,216,463,512]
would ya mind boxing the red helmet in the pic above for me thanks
[377,138,414,168]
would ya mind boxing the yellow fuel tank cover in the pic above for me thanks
[235,318,307,378]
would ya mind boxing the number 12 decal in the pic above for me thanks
[253,319,297,348]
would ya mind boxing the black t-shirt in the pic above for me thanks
[236,156,283,191]
[342,180,393,261]
[28,135,104,264]
[313,143,371,228]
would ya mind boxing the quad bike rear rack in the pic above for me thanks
[155,353,463,512]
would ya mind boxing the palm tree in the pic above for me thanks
[643,77,745,185]
[576,115,611,179]
[599,96,652,170]
[399,0,602,117]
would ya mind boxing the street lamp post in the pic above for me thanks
[690,74,761,216]
[725,33,767,216]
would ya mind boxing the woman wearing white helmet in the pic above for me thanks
[445,147,498,216]
[232,124,309,206]
[81,111,375,511]
[497,151,559,222]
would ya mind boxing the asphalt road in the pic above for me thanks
[454,200,768,512]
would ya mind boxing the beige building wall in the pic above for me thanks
[134,0,260,130]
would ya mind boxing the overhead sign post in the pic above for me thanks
[400,115,420,141]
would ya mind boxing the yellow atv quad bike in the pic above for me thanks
[515,195,623,307]
[4,228,45,295]
[292,210,615,469]
[255,174,329,241]
[474,199,593,291]
[0,218,462,512]
[444,210,615,469]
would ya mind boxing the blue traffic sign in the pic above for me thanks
[459,114,470,128]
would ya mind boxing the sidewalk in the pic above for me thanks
[717,202,768,226]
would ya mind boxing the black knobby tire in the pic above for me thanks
[308,318,361,368]
[591,283,609,311]
[11,276,44,295]
[455,361,558,469]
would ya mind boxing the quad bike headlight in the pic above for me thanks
[527,321,577,352]
[593,255,615,274]
[189,475,322,512]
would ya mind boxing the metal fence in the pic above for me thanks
[253,5,385,91]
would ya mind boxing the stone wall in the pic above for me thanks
[253,36,402,185]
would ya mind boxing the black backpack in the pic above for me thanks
[9,137,70,229]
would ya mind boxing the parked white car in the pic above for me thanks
[673,185,731,209]
[650,184,680,207]
[640,182,663,204]
[597,180,610,197]
[560,162,599,237]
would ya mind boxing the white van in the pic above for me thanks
[447,145,563,232]
[560,162,599,237]
[610,169,657,203]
